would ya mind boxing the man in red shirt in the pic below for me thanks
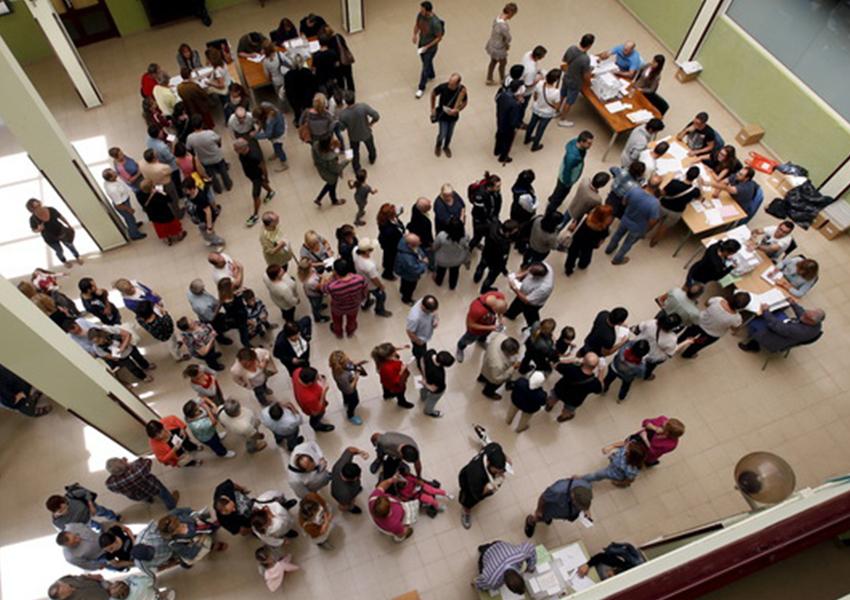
[292,367,335,432]
[455,291,507,363]
[323,259,369,338]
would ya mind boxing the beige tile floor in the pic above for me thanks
[2,0,850,599]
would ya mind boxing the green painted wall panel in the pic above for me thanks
[105,0,149,36]
[621,0,701,52]
[698,17,850,185]
[0,1,51,64]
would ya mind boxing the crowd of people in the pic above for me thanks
[2,2,829,598]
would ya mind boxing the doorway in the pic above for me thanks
[50,0,119,47]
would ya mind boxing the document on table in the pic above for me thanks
[655,158,682,176]
[569,572,595,591]
[604,101,631,113]
[721,204,741,218]
[528,571,561,596]
[553,544,587,572]
[761,266,783,286]
[745,289,789,313]
[722,224,752,245]
[703,208,723,226]
[245,53,265,63]
[690,200,705,213]
[668,143,689,161]
[626,109,654,124]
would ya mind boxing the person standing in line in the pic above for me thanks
[474,219,519,293]
[292,366,335,432]
[395,233,429,305]
[456,290,507,363]
[405,295,439,366]
[582,439,647,487]
[545,352,605,422]
[101,169,146,240]
[620,118,664,167]
[322,259,369,338]
[26,199,83,267]
[458,426,512,528]
[407,197,434,258]
[430,73,468,157]
[413,1,445,98]
[494,80,525,164]
[353,238,393,317]
[228,105,256,139]
[524,69,562,151]
[46,484,120,532]
[253,103,289,171]
[478,334,521,399]
[564,171,611,225]
[259,211,294,269]
[637,416,685,466]
[273,319,312,377]
[145,416,201,468]
[659,283,704,328]
[217,398,267,454]
[433,183,466,234]
[371,342,415,409]
[558,33,595,128]
[263,264,300,323]
[468,172,502,250]
[47,575,111,600]
[88,326,154,383]
[339,91,380,173]
[419,349,455,418]
[331,446,370,514]
[602,339,650,403]
[78,277,121,325]
[183,400,236,459]
[369,475,414,542]
[523,211,561,266]
[484,3,518,84]
[311,136,350,208]
[329,350,367,425]
[679,292,750,358]
[504,262,554,327]
[524,476,593,537]
[377,204,406,280]
[432,218,471,290]
[186,279,231,343]
[579,307,630,357]
[547,130,593,213]
[233,138,275,227]
[260,401,304,451]
[604,176,661,265]
[137,178,186,246]
[298,492,335,549]
[176,316,224,371]
[181,177,225,249]
[369,431,422,478]
[105,457,179,510]
[564,204,614,276]
[607,161,646,219]
[633,313,693,379]
[56,524,111,571]
[649,166,702,246]
[287,440,332,499]
[506,371,547,433]
[144,125,183,213]
[230,347,277,406]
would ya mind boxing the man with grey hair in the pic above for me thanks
[407,197,434,253]
[234,137,274,227]
[105,457,179,509]
[394,233,429,305]
[187,279,233,345]
[738,298,824,354]
[47,575,110,600]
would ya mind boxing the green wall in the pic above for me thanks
[698,16,850,185]
[105,0,149,36]
[621,0,702,52]
[0,1,51,63]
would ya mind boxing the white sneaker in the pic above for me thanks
[415,90,424,99]
[223,450,236,458]
[455,347,464,363]
[557,120,575,128]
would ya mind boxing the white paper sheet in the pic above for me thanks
[604,101,628,113]
[553,544,587,572]
[626,109,654,124]
[655,158,682,176]
[668,143,689,161]
[246,53,265,63]
[569,573,595,591]
[703,208,723,226]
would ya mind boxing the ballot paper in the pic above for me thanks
[703,208,723,226]
[553,545,587,572]
[344,149,354,160]
[246,53,265,63]
[721,204,741,218]
[323,257,336,269]
[626,109,654,124]
[604,101,630,113]
[721,224,752,245]
[592,56,619,76]
[413,375,424,390]
[529,571,561,596]
[308,40,321,53]
[655,158,682,176]
[745,289,789,313]
[761,266,784,286]
[668,143,689,161]
[569,572,595,591]
[578,512,595,528]
[690,200,705,213]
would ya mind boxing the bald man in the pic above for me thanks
[456,291,508,363]
[407,197,434,251]
[395,233,429,304]
[545,352,605,421]
[599,40,642,77]
[738,298,824,354]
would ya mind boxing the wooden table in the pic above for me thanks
[581,80,662,160]
[477,541,597,600]
[699,228,791,299]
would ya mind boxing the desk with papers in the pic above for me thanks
[237,37,319,99]
[479,542,598,600]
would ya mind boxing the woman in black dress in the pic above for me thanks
[376,203,405,281]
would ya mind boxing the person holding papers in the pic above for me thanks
[753,220,795,261]
[686,239,740,286]
[738,298,824,354]
[604,175,661,265]
[474,540,536,594]
[620,118,664,167]
[650,166,701,246]
[637,141,669,179]
[711,166,760,218]
[598,41,643,78]
[679,292,750,359]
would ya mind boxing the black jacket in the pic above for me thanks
[407,206,434,249]
[496,90,523,132]
[481,222,512,270]
[510,377,547,413]
[273,331,311,375]
[687,242,731,284]
[471,188,503,224]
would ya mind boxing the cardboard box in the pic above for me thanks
[818,221,845,240]
[811,212,828,229]
[767,172,794,195]
[675,60,702,83]
[735,124,765,146]
[676,67,700,83]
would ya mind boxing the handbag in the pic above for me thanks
[298,121,312,143]
[557,214,586,251]
[335,36,355,66]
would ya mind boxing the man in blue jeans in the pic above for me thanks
[547,130,593,214]
[413,1,444,98]
[605,176,661,265]
[105,457,179,510]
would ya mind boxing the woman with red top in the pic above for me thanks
[140,63,161,98]
[145,416,201,468]
[371,342,415,409]
[638,416,685,466]
[292,367,335,432]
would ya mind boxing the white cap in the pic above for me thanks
[529,371,546,390]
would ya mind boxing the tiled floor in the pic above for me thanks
[2,0,850,599]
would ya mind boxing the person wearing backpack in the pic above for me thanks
[469,172,503,249]
[413,2,445,98]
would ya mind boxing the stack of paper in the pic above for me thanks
[553,545,587,571]
[722,224,752,245]
[655,158,682,176]
[604,101,630,113]
[528,571,561,597]
[745,289,789,313]
[704,208,723,226]
[626,109,654,124]
[668,143,689,161]
[761,266,783,286]
[592,56,618,76]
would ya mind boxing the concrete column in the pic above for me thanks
[675,0,724,62]
[0,35,126,252]
[0,276,159,454]
[340,0,364,34]
[23,0,103,108]
[818,156,850,198]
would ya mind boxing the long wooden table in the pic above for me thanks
[581,80,662,160]
[700,227,791,299]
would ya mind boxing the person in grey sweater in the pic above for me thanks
[338,91,380,172]
[739,300,824,353]
[432,217,471,289]
[620,119,664,167]
[312,137,350,206]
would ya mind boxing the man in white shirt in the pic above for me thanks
[353,238,392,318]
[637,141,669,179]
[250,490,298,546]
[754,221,795,261]
[679,292,749,358]
[287,440,331,498]
[263,263,300,322]
[102,169,146,240]
[520,46,547,121]
[208,252,244,288]
[504,262,554,326]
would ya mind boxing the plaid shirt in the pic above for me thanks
[105,458,161,501]
[135,521,175,577]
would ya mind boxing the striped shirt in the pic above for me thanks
[475,541,537,590]
[323,274,368,314]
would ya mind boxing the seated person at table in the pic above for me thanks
[703,144,742,181]
[738,299,824,353]
[300,13,328,38]
[686,239,740,286]
[598,40,642,78]
[577,541,645,581]
[776,256,818,298]
[474,540,537,594]
[711,166,759,216]
[638,141,668,179]
[753,220,794,261]
[676,111,716,157]
[237,32,268,56]
[650,166,701,246]
[270,18,299,45]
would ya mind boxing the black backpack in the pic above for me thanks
[604,542,645,570]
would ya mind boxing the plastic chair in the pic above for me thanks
[761,331,823,371]
[738,186,764,226]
